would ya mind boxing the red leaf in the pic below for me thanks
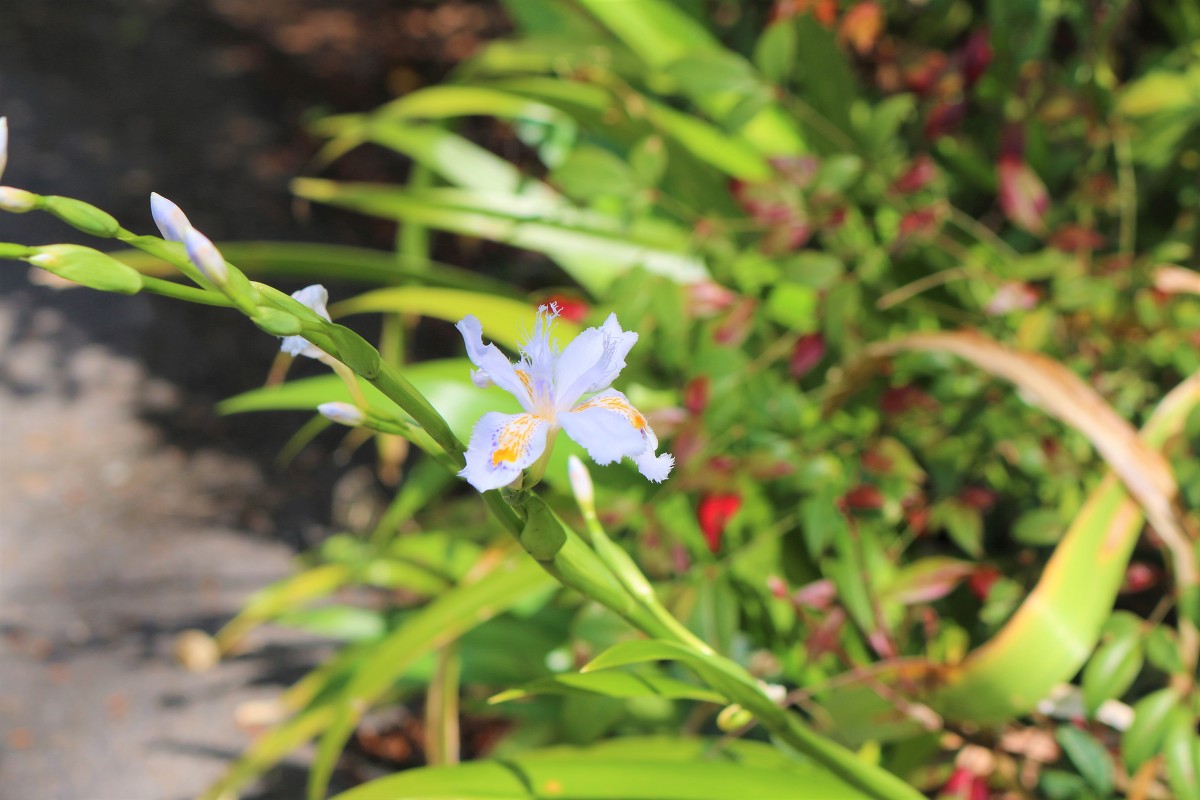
[789,333,826,378]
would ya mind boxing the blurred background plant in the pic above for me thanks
[3,1,1200,799]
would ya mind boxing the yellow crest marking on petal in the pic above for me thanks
[575,394,646,430]
[491,413,542,466]
[515,368,534,397]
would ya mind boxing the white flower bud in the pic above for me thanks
[0,117,8,182]
[150,192,192,242]
[567,454,595,513]
[318,402,366,427]
[183,226,229,286]
[0,186,37,213]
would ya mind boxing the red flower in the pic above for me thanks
[698,493,742,553]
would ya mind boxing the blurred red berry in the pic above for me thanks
[1122,562,1160,594]
[968,567,1000,601]
[843,484,884,511]
[960,487,997,511]
[698,492,742,553]
[939,768,989,800]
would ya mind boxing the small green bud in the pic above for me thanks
[42,196,121,237]
[0,186,38,213]
[28,244,143,295]
[716,703,754,732]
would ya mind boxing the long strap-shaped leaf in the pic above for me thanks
[817,333,1199,740]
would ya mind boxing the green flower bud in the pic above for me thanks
[42,196,120,237]
[28,245,143,295]
[251,307,303,337]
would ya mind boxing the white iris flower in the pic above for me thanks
[457,304,673,492]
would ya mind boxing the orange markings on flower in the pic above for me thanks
[491,414,541,466]
[515,368,533,397]
[576,394,646,430]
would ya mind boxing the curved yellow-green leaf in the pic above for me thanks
[330,737,867,800]
[329,286,581,350]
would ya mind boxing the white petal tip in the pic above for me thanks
[150,192,192,242]
[318,402,365,427]
[636,451,674,483]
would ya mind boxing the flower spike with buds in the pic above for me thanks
[457,304,673,492]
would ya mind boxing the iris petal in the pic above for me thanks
[456,315,535,411]
[553,314,638,408]
[562,389,672,481]
[460,411,550,491]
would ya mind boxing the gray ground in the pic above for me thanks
[0,299,328,800]
[0,2,510,796]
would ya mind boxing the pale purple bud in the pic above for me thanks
[150,192,192,242]
[0,117,8,182]
[567,454,595,513]
[183,227,229,286]
[318,402,365,427]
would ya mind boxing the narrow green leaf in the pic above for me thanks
[1056,726,1115,797]
[1081,633,1144,716]
[1123,688,1181,772]
[1165,710,1200,800]
[490,669,725,705]
[292,179,708,294]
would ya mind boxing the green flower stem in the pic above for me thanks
[139,275,234,306]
